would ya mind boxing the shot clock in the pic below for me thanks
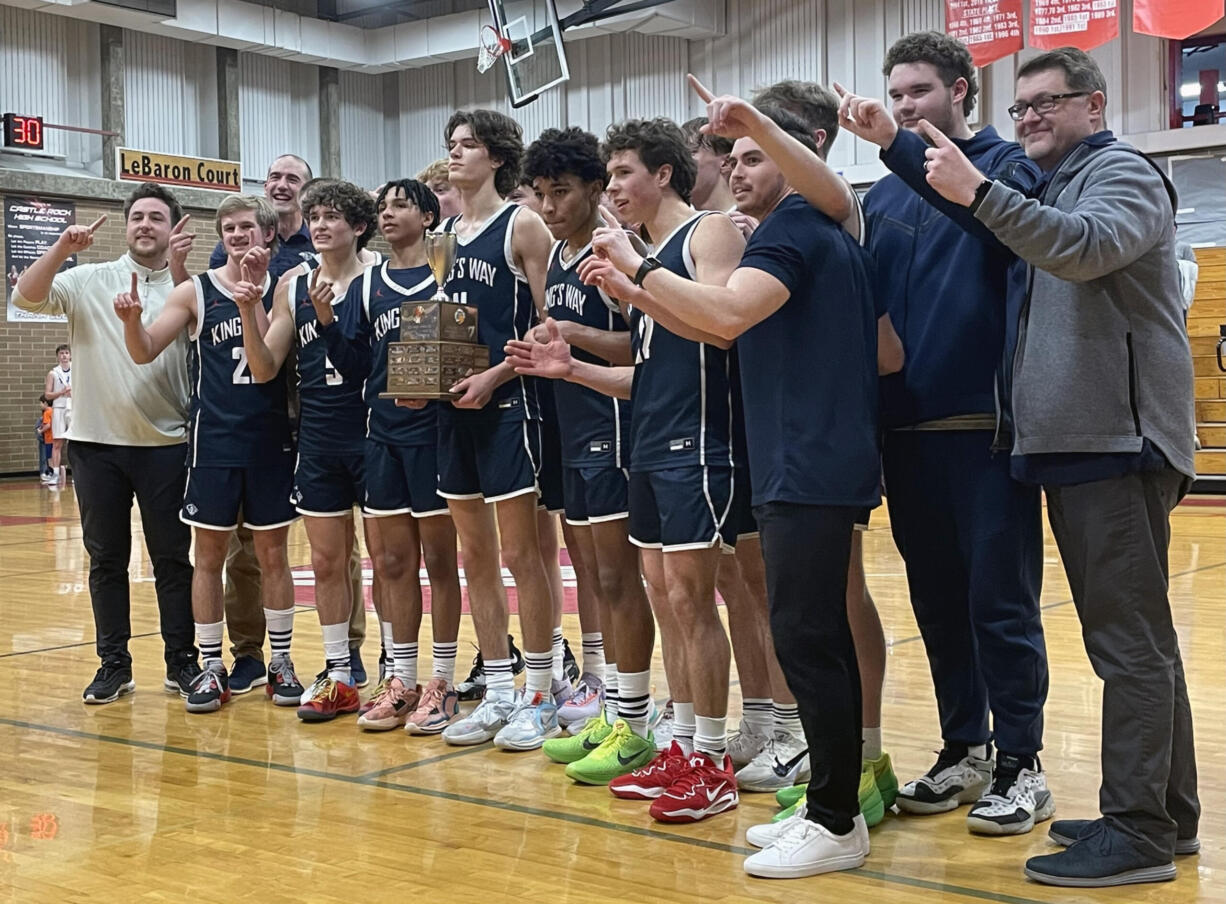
[2,113,45,151]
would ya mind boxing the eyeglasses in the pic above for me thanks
[1007,92,1088,121]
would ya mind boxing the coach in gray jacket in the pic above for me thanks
[918,47,1198,889]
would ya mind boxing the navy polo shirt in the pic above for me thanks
[209,221,315,279]
[735,194,881,509]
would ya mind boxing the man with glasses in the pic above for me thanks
[915,46,1199,890]
[833,31,1050,838]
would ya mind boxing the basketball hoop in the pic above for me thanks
[477,24,511,73]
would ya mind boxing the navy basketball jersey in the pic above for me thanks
[357,262,439,446]
[187,270,292,467]
[628,212,735,472]
[285,268,366,455]
[440,203,538,417]
[545,240,632,468]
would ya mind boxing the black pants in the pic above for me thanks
[755,501,861,835]
[70,442,195,668]
[1046,467,1199,860]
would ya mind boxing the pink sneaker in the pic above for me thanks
[356,677,420,731]
[405,676,461,735]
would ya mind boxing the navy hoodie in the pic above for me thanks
[865,125,1040,432]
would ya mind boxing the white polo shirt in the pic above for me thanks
[12,254,190,446]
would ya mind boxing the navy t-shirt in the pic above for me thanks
[210,222,315,280]
[736,194,880,508]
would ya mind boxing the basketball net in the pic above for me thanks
[477,25,511,73]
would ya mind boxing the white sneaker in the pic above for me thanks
[442,693,516,746]
[493,690,562,751]
[727,723,770,770]
[966,756,1055,836]
[896,745,993,814]
[744,813,869,879]
[747,804,807,848]
[650,699,674,751]
[735,730,811,792]
[556,673,603,728]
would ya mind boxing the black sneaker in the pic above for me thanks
[1025,820,1176,887]
[561,637,580,685]
[350,647,368,688]
[186,663,230,713]
[1050,818,1201,856]
[83,664,135,704]
[266,653,305,706]
[457,635,526,701]
[163,658,203,698]
[508,634,525,676]
[966,752,1054,836]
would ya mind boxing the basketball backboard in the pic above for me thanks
[486,0,570,107]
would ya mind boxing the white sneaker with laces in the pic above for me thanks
[727,723,770,770]
[735,730,811,792]
[746,804,807,848]
[493,690,562,751]
[650,699,674,751]
[442,693,516,746]
[557,673,603,727]
[966,757,1055,836]
[744,813,869,879]
[896,746,993,814]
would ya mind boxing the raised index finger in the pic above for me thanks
[917,118,953,147]
[686,73,715,104]
[87,215,108,234]
[130,271,138,294]
[172,215,191,234]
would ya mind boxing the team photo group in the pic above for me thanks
[12,28,1199,890]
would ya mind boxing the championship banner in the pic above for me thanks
[1029,0,1119,51]
[5,195,73,324]
[946,0,1024,67]
[1134,0,1224,39]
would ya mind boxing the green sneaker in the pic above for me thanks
[867,750,898,809]
[542,713,612,764]
[772,764,886,827]
[775,783,806,810]
[564,719,655,784]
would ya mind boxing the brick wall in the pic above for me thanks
[0,195,217,475]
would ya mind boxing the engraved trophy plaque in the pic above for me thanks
[380,231,490,400]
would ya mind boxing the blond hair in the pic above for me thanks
[416,158,450,188]
[214,194,279,252]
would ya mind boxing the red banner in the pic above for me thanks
[1028,0,1119,51]
[1134,0,1224,39]
[946,1,1025,66]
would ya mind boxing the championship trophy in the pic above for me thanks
[380,231,489,400]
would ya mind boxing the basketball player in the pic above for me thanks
[232,180,373,722]
[517,127,659,781]
[423,109,560,751]
[44,344,72,485]
[580,87,884,879]
[114,195,302,714]
[417,159,461,220]
[325,178,465,734]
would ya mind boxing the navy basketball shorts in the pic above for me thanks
[437,408,540,504]
[291,451,364,517]
[537,408,565,514]
[363,439,448,518]
[725,466,759,550]
[181,453,297,530]
[628,464,736,552]
[562,465,630,526]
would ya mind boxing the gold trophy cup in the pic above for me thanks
[380,231,490,400]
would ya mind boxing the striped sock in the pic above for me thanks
[321,621,351,682]
[673,701,696,755]
[524,649,553,695]
[196,621,224,667]
[604,663,619,723]
[380,621,394,661]
[617,669,651,738]
[484,656,515,699]
[741,698,773,736]
[773,702,802,738]
[550,627,565,680]
[432,641,458,684]
[264,608,294,658]
[393,642,418,687]
[581,632,605,677]
[695,714,728,759]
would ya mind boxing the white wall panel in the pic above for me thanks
[339,70,386,189]
[1,7,74,161]
[239,53,321,184]
[399,63,457,179]
[124,31,217,159]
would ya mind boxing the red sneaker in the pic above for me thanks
[609,741,694,800]
[648,751,739,823]
[297,676,361,723]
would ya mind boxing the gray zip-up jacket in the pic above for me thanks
[972,138,1196,479]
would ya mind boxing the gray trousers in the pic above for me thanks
[223,525,366,661]
[1045,467,1200,860]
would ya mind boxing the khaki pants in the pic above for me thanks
[223,526,366,661]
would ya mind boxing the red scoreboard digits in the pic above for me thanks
[2,113,45,151]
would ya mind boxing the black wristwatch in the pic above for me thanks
[632,256,662,287]
[969,178,994,214]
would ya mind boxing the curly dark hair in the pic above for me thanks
[523,127,607,187]
[602,119,696,205]
[681,117,733,158]
[883,31,978,117]
[300,179,377,250]
[752,81,839,158]
[376,179,442,233]
[445,109,524,197]
[123,182,183,225]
